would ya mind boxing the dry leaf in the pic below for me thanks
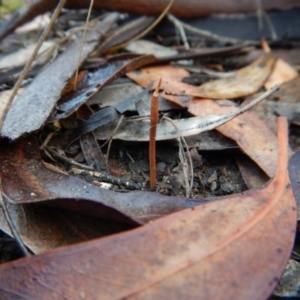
[0,137,206,225]
[126,47,251,102]
[127,62,279,177]
[125,39,178,57]
[188,99,278,177]
[191,54,276,99]
[87,80,179,113]
[0,202,133,254]
[264,58,298,90]
[270,77,300,125]
[0,41,55,70]
[49,54,157,122]
[0,117,296,300]
[236,155,269,189]
[127,64,195,105]
[94,87,278,142]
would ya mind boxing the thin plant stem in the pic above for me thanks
[106,115,124,166]
[149,79,161,188]
[74,0,95,91]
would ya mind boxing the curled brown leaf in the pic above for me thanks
[0,117,296,300]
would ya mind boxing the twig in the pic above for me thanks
[167,14,190,49]
[45,147,95,170]
[255,0,277,40]
[174,63,235,78]
[256,0,263,31]
[262,11,277,41]
[0,180,30,257]
[0,0,68,133]
[239,85,279,112]
[167,14,258,46]
[111,0,175,50]
[71,167,144,190]
[126,152,135,163]
[149,79,161,187]
[106,115,124,165]
[40,132,54,150]
[74,0,95,91]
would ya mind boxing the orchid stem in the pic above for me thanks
[149,79,161,188]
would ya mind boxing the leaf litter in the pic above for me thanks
[93,86,278,142]
[127,62,281,177]
[1,13,120,140]
[0,1,300,298]
[191,53,276,99]
[0,117,296,299]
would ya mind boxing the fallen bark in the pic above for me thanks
[1,0,299,40]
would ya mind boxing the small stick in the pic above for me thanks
[149,79,161,188]
[45,146,95,170]
[111,0,174,50]
[262,11,277,40]
[167,14,189,50]
[256,0,263,31]
[74,0,95,91]
[167,14,257,46]
[71,167,144,190]
[106,115,124,166]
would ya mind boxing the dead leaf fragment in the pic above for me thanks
[270,77,300,125]
[264,58,298,90]
[188,99,278,177]
[191,54,276,99]
[236,155,269,189]
[125,39,178,57]
[127,64,196,104]
[0,117,296,300]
